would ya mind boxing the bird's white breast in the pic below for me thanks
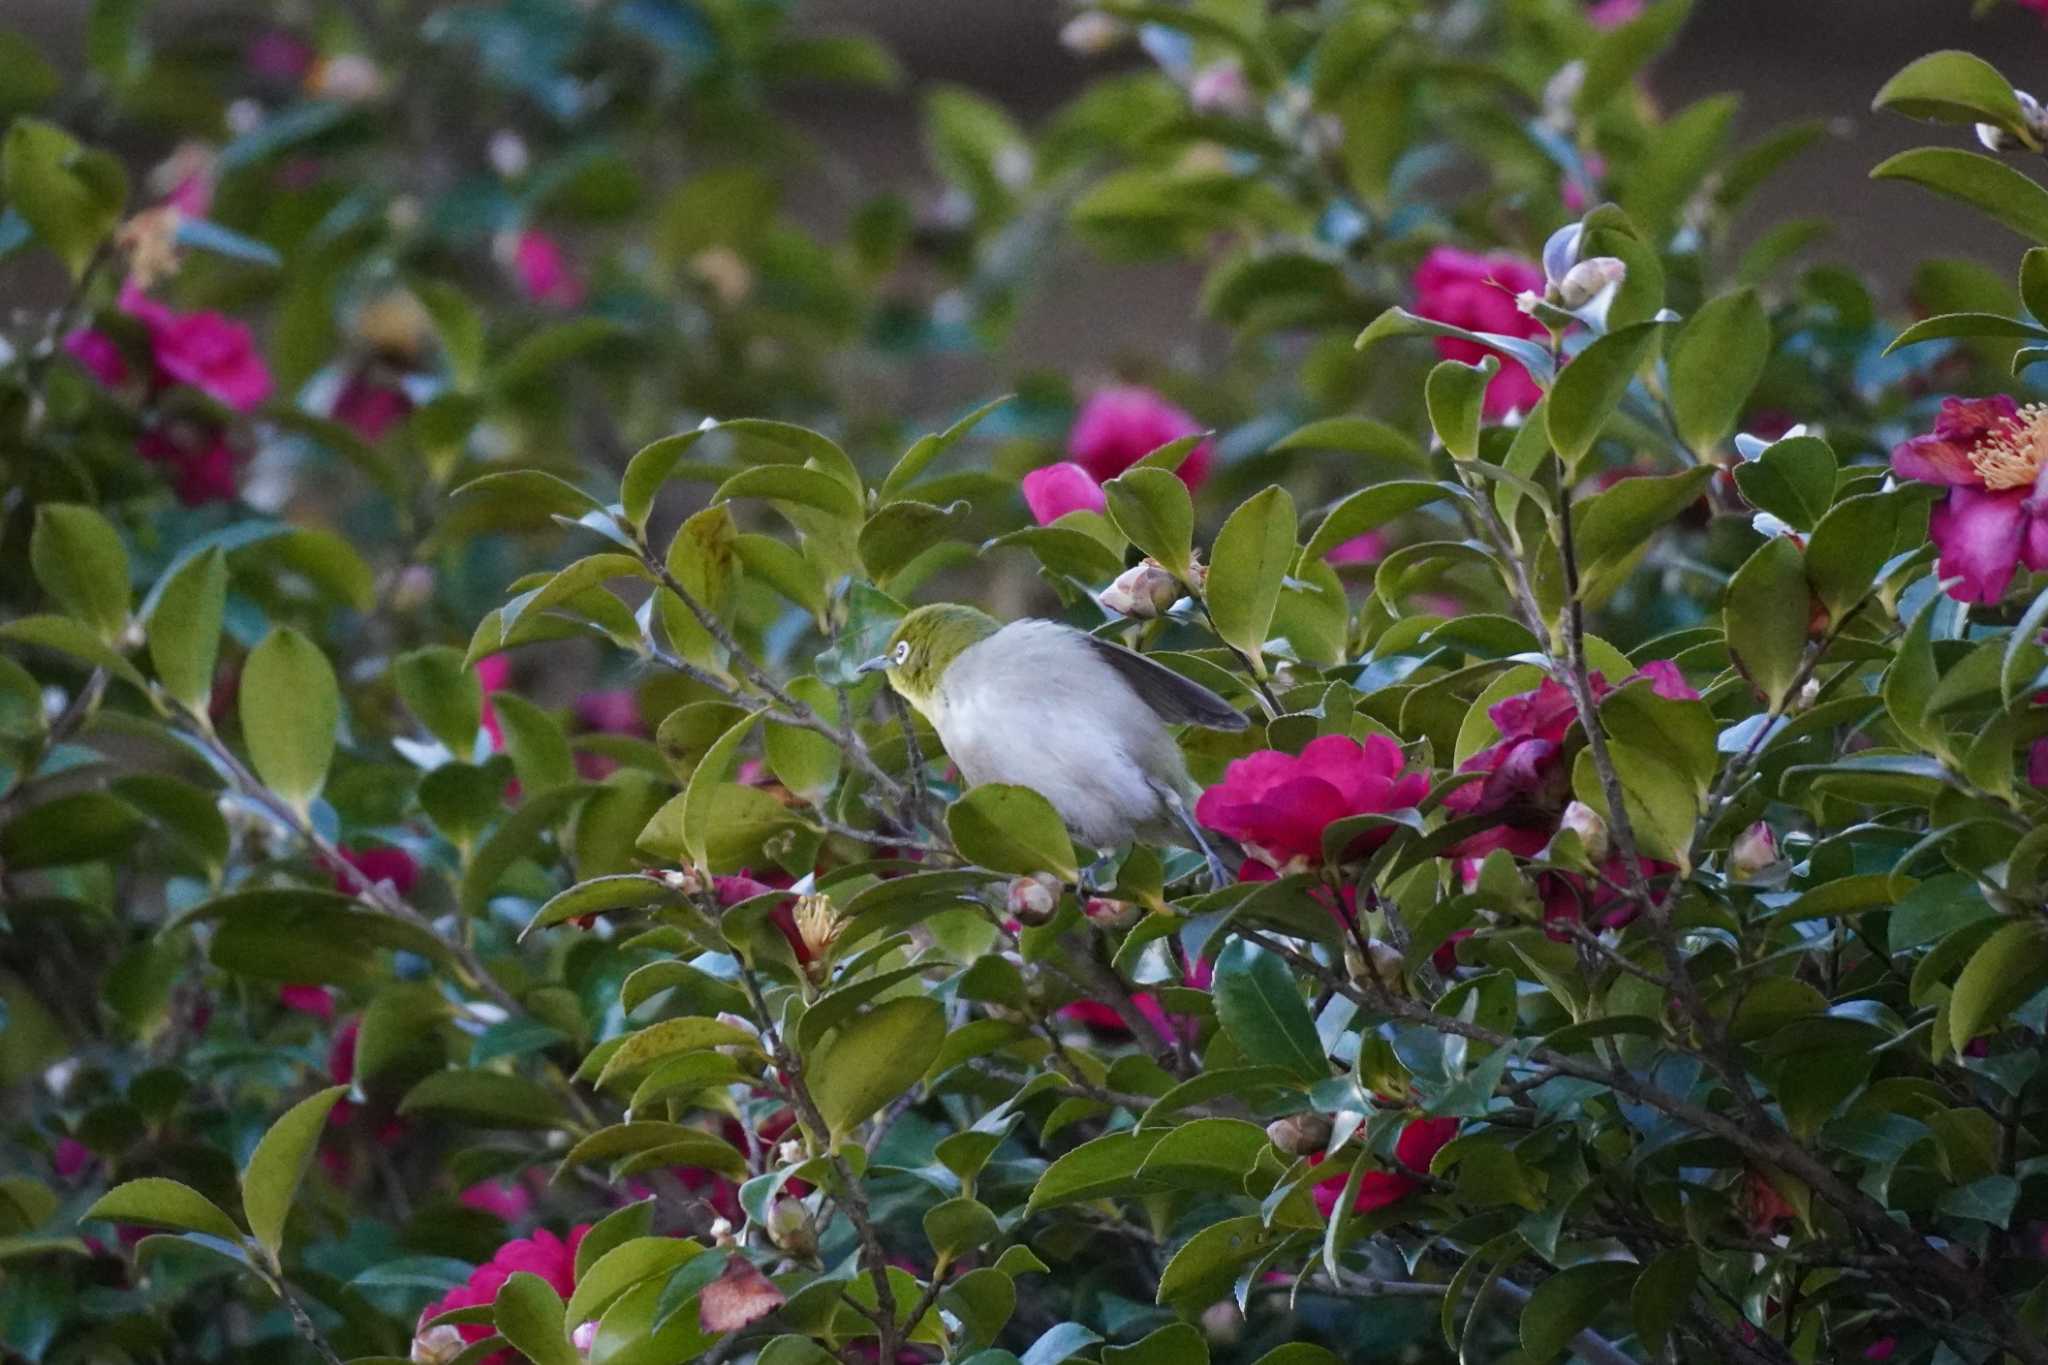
[930,620,1183,849]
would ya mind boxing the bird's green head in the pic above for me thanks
[858,604,999,715]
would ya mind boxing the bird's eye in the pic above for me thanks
[893,640,911,665]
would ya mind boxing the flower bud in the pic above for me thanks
[778,1138,805,1166]
[1556,256,1626,311]
[659,867,707,895]
[1795,677,1821,712]
[1977,92,2044,154]
[411,1324,466,1365]
[1099,558,1182,619]
[1083,896,1138,928]
[1006,873,1061,927]
[571,1321,599,1355]
[708,1216,737,1248]
[1346,939,1406,993]
[1189,60,1252,116]
[1560,800,1611,864]
[1059,11,1126,55]
[355,288,433,361]
[1729,821,1780,883]
[1264,1111,1334,1156]
[1200,1299,1244,1346]
[766,1198,817,1258]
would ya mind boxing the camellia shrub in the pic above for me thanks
[11,0,2048,1362]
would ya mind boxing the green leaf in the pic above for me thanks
[1805,491,1909,623]
[1018,1323,1103,1365]
[1302,481,1453,560]
[1247,1349,1340,1365]
[1101,467,1195,580]
[1874,51,2034,147]
[1212,938,1326,1083]
[398,1069,572,1130]
[241,1085,347,1262]
[0,791,145,870]
[1354,306,1554,388]
[1104,1324,1208,1365]
[1271,416,1424,466]
[493,1271,578,1365]
[2022,248,2048,325]
[1519,1261,1637,1361]
[1669,289,1769,452]
[83,1178,242,1242]
[565,1237,705,1327]
[924,1197,1001,1259]
[1546,321,1665,472]
[1576,0,1694,115]
[763,677,842,803]
[395,646,483,757]
[593,1019,761,1087]
[32,504,130,642]
[147,548,226,711]
[807,997,947,1144]
[2,118,126,277]
[1939,1173,2019,1227]
[240,627,339,812]
[948,784,1078,880]
[861,499,974,583]
[713,464,862,523]
[1883,310,2048,354]
[461,783,595,916]
[1630,1249,1697,1357]
[1205,485,1295,666]
[1724,537,1809,710]
[883,395,1012,499]
[1949,920,2048,1052]
[1155,1215,1276,1308]
[1871,147,2048,245]
[1424,357,1497,460]
[1732,435,1836,534]
[661,505,739,671]
[0,31,59,113]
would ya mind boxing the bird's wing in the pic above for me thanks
[1080,636,1249,731]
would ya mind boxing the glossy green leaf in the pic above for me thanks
[1101,467,1195,580]
[806,997,947,1144]
[147,548,226,712]
[32,504,130,641]
[1724,537,1809,710]
[1871,147,2048,245]
[1732,435,1836,534]
[242,1085,348,1261]
[1669,288,1768,452]
[1519,1260,1637,1361]
[83,1178,242,1242]
[1805,491,1910,622]
[240,628,339,813]
[395,646,483,756]
[2,118,126,277]
[494,1272,578,1365]
[1949,920,2048,1052]
[1205,485,1295,666]
[1546,320,1665,471]
[1212,938,1326,1083]
[1873,50,2034,146]
[947,784,1078,880]
[1424,357,1497,460]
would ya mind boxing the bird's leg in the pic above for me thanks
[1154,784,1230,890]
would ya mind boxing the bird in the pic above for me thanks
[858,604,1249,884]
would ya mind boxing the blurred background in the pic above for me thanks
[8,0,2048,383]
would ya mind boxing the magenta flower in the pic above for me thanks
[417,1226,589,1363]
[459,1178,535,1223]
[1325,531,1387,566]
[1196,734,1428,870]
[1890,396,2048,604]
[278,984,335,1020]
[574,689,644,736]
[64,329,131,388]
[2029,738,2048,789]
[136,425,239,506]
[330,844,420,899]
[510,230,586,309]
[1188,60,1252,115]
[119,283,271,412]
[247,28,316,85]
[53,1137,94,1181]
[331,372,412,441]
[1068,385,1213,488]
[1021,461,1107,524]
[1410,246,1546,419]
[476,654,511,751]
[1586,0,1645,27]
[1310,1116,1458,1218]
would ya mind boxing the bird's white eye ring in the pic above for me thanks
[893,640,911,665]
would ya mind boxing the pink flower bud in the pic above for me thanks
[1189,61,1252,116]
[1729,822,1780,882]
[1556,255,1626,310]
[1098,559,1182,619]
[1020,461,1105,524]
[571,1321,599,1354]
[1006,873,1061,927]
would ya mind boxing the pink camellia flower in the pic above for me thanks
[1196,734,1429,871]
[118,282,271,412]
[1410,246,1547,419]
[247,28,317,85]
[1539,856,1670,936]
[476,654,512,751]
[509,230,586,309]
[574,689,644,736]
[1311,1116,1458,1218]
[64,329,131,388]
[330,844,420,899]
[278,984,335,1020]
[1586,0,1645,27]
[1068,385,1213,488]
[2030,738,2048,789]
[1865,1338,1898,1362]
[1021,461,1107,524]
[1890,395,2048,604]
[2020,0,2048,23]
[136,425,239,506]
[1061,957,1211,1042]
[416,1226,590,1364]
[53,1137,93,1181]
[331,371,412,441]
[1325,531,1387,566]
[459,1178,536,1223]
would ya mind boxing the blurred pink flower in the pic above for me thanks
[53,1137,93,1181]
[1325,532,1387,566]
[119,282,271,412]
[1021,461,1107,524]
[1189,60,1252,115]
[1311,1116,1458,1218]
[1890,395,2048,604]
[417,1226,590,1363]
[1586,0,1645,27]
[1411,246,1546,419]
[2030,738,2048,789]
[64,329,130,388]
[459,1178,536,1223]
[1197,735,1428,870]
[574,689,644,735]
[510,230,586,308]
[1068,385,1212,488]
[136,425,238,506]
[279,984,335,1020]
[331,372,412,441]
[476,654,511,751]
[330,844,420,899]
[247,28,316,84]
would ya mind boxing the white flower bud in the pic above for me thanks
[570,1321,598,1355]
[1098,559,1182,619]
[1729,822,1781,883]
[1082,896,1138,928]
[1560,800,1611,864]
[1200,1299,1244,1345]
[778,1138,804,1167]
[765,1197,817,1258]
[1795,677,1821,712]
[1060,12,1126,55]
[708,1216,736,1247]
[1006,873,1061,927]
[1557,256,1626,311]
[1264,1111,1333,1156]
[411,1324,466,1365]
[660,867,706,894]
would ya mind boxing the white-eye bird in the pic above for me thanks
[858,604,1248,882]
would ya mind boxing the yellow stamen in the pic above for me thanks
[1972,403,2048,491]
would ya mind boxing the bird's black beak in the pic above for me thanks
[856,655,892,675]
